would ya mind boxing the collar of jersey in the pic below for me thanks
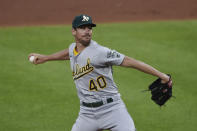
[73,40,95,56]
[73,46,79,56]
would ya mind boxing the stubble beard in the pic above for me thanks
[78,35,91,47]
[81,39,91,46]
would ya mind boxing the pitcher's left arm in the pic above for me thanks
[120,56,170,83]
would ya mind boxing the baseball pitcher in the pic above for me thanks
[29,14,172,131]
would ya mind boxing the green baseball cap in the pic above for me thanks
[72,14,96,28]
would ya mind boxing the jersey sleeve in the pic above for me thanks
[68,43,76,59]
[97,47,125,66]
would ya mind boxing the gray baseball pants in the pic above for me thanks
[71,99,136,131]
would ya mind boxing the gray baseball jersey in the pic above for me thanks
[68,40,125,103]
[69,40,136,131]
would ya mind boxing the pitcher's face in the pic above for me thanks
[72,25,93,46]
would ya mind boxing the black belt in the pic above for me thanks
[82,98,113,108]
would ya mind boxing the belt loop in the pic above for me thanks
[102,98,107,105]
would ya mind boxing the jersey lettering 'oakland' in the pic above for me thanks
[72,58,94,80]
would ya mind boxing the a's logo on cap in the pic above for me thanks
[82,15,89,21]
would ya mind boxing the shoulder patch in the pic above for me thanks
[107,50,120,58]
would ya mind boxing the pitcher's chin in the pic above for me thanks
[81,39,91,47]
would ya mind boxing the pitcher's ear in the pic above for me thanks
[72,28,76,36]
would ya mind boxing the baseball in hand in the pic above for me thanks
[29,56,35,63]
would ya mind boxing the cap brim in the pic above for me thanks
[77,23,96,28]
[90,23,96,27]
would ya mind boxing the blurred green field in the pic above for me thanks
[0,20,197,131]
